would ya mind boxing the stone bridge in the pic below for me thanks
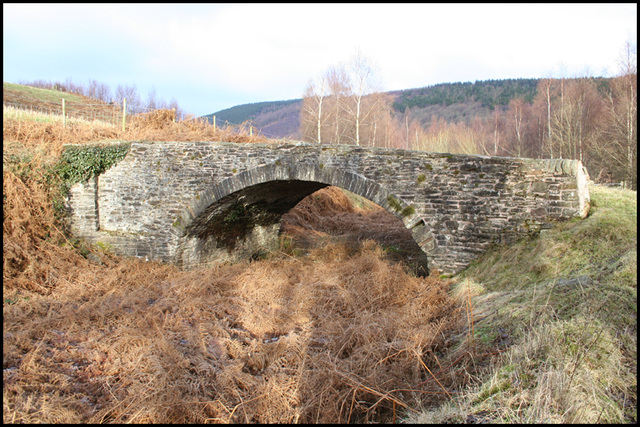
[66,141,590,275]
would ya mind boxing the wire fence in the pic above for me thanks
[3,92,257,136]
[4,93,123,128]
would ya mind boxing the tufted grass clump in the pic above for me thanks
[408,316,628,423]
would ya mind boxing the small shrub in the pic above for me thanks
[387,195,403,212]
[401,205,415,217]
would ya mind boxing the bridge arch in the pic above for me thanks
[66,141,589,275]
[173,161,435,271]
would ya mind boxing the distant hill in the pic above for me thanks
[200,78,548,139]
[388,78,540,123]
[202,99,303,139]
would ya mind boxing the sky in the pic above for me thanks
[3,3,637,117]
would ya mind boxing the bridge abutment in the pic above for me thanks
[176,223,281,267]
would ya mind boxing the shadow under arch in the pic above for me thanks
[173,162,435,272]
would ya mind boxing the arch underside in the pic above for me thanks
[174,163,434,274]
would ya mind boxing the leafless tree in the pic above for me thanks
[115,83,142,115]
[301,52,391,147]
[507,97,526,157]
[342,50,381,146]
[85,79,112,103]
[547,75,603,164]
[300,71,330,143]
[596,41,637,188]
[326,64,350,144]
[146,86,158,111]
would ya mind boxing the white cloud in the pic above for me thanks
[3,3,636,115]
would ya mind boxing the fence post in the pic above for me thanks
[250,125,253,137]
[62,98,66,127]
[172,108,176,123]
[213,115,216,131]
[122,98,127,131]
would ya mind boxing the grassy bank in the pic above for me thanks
[3,82,95,105]
[407,185,637,423]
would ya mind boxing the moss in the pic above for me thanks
[475,380,512,403]
[401,205,415,217]
[417,174,427,183]
[223,204,246,223]
[94,241,114,253]
[387,195,402,212]
[205,201,281,251]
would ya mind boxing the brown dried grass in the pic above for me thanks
[3,240,465,423]
[3,112,468,423]
[3,169,78,295]
[3,109,271,165]
[281,187,431,275]
[124,111,271,144]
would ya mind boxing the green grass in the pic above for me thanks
[461,185,636,289]
[4,82,120,126]
[3,82,92,105]
[405,184,637,424]
[342,188,379,212]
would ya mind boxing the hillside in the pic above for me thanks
[203,78,544,139]
[3,82,121,125]
[202,99,303,139]
[389,78,542,124]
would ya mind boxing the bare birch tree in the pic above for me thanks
[342,50,380,146]
[301,51,391,147]
[146,86,158,111]
[544,77,554,158]
[597,41,637,188]
[115,83,142,115]
[327,64,350,144]
[505,97,526,157]
[549,76,603,163]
